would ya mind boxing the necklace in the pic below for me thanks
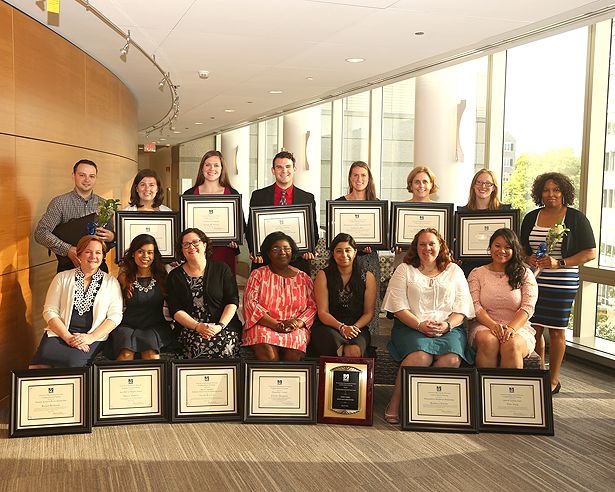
[133,277,156,293]
[74,269,103,315]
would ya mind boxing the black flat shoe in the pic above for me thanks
[551,382,561,394]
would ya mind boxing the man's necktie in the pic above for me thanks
[280,190,287,206]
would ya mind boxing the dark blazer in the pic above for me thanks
[520,207,596,258]
[246,183,319,254]
[166,260,242,333]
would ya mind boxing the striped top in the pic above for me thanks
[528,225,579,288]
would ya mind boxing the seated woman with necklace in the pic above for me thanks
[111,234,174,360]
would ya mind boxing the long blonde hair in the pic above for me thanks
[465,168,501,210]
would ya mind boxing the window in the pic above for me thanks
[342,92,370,183]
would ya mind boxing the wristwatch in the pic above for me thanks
[218,322,226,329]
[446,321,452,331]
[558,259,566,267]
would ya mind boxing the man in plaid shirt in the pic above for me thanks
[35,159,115,272]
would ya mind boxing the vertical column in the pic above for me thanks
[221,126,251,217]
[283,107,322,228]
[414,63,478,205]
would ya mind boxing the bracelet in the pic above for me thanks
[446,321,452,331]
[218,322,226,330]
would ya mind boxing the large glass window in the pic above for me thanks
[321,103,333,225]
[381,79,415,201]
[502,28,588,217]
[342,92,370,183]
[263,118,279,186]
[249,123,258,196]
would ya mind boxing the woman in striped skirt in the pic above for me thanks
[520,172,596,394]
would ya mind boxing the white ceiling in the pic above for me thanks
[6,0,615,145]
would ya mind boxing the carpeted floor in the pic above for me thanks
[0,359,614,492]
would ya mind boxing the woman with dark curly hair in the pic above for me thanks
[381,228,474,424]
[124,169,172,211]
[111,234,173,360]
[519,172,596,393]
[166,228,241,358]
[243,231,317,361]
[468,229,538,368]
[309,233,376,357]
[182,150,242,273]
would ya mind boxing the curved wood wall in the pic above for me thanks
[0,2,138,399]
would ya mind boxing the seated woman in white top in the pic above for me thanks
[381,228,474,424]
[124,169,172,211]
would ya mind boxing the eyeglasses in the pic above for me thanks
[475,180,495,188]
[181,239,202,249]
[270,246,292,254]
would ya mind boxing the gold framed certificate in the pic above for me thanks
[478,369,554,435]
[390,202,454,250]
[317,356,374,426]
[401,367,478,432]
[250,204,315,254]
[244,361,316,423]
[455,210,520,261]
[9,367,91,438]
[326,201,388,250]
[170,359,242,422]
[180,194,243,245]
[115,211,179,263]
[93,360,167,426]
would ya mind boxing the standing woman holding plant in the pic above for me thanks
[183,150,241,274]
[519,172,596,393]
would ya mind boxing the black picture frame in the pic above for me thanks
[477,368,554,435]
[401,367,478,433]
[170,359,242,423]
[243,360,317,424]
[180,194,243,245]
[317,356,374,426]
[115,210,179,263]
[325,200,389,250]
[92,360,168,426]
[249,204,315,255]
[454,209,520,262]
[390,202,454,250]
[9,367,92,438]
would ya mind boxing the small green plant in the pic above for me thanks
[97,198,121,228]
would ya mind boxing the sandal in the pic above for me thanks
[384,403,400,425]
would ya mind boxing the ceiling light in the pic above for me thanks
[269,90,283,94]
[224,109,235,113]
[345,57,364,63]
[306,76,314,81]
[159,138,166,141]
[198,70,210,79]
[119,30,131,58]
[414,31,425,36]
[194,122,204,125]
[173,131,182,134]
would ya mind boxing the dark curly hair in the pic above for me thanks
[531,172,575,206]
[487,228,527,290]
[324,233,362,296]
[260,231,299,266]
[403,228,451,272]
[119,234,167,298]
[176,228,213,262]
[129,168,164,208]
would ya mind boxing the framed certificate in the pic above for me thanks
[180,194,243,245]
[115,211,179,263]
[455,210,520,261]
[317,356,374,426]
[243,361,317,424]
[326,201,388,250]
[478,369,554,435]
[250,204,315,255]
[9,367,91,438]
[401,367,478,433]
[170,359,242,422]
[93,360,168,426]
[390,202,454,250]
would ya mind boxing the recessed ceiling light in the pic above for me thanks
[306,76,314,81]
[247,101,253,104]
[269,90,283,94]
[414,31,425,36]
[210,116,216,119]
[159,138,166,141]
[224,109,235,113]
[173,131,182,134]
[194,122,204,125]
[345,57,365,63]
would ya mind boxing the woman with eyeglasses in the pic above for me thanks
[166,228,241,358]
[243,231,317,361]
[457,169,511,276]
[183,150,242,274]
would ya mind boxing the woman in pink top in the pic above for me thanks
[468,228,538,368]
[243,232,317,361]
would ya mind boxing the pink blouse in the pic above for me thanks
[242,266,317,351]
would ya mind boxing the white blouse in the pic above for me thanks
[382,262,475,322]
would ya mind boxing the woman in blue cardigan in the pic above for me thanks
[519,172,595,394]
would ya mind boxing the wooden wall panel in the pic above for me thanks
[13,9,87,147]
[0,2,14,134]
[0,135,17,273]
